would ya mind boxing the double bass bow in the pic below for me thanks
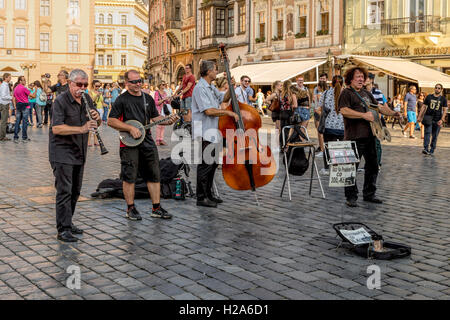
[218,44,276,198]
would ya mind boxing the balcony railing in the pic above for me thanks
[381,16,442,36]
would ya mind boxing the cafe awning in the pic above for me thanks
[337,55,450,88]
[230,58,328,85]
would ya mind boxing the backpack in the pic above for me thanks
[39,90,47,103]
[283,125,310,176]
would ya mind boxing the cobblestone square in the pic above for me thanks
[0,122,449,300]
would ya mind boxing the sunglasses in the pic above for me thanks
[128,79,142,84]
[243,80,250,83]
[435,87,442,90]
[75,82,89,88]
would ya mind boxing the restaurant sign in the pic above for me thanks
[353,46,450,57]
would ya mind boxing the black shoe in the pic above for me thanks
[150,206,172,219]
[196,198,217,208]
[363,197,383,204]
[126,206,142,221]
[71,225,83,235]
[346,198,358,207]
[209,196,223,204]
[422,149,430,155]
[57,230,78,242]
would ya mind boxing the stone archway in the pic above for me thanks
[175,65,185,85]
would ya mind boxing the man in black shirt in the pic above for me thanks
[418,84,448,155]
[108,70,177,221]
[338,66,400,208]
[50,69,101,242]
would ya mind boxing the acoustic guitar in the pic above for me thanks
[119,110,186,147]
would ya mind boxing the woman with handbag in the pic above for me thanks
[265,81,282,133]
[279,80,298,145]
[317,75,345,175]
[154,83,171,146]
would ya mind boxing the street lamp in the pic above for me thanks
[20,63,37,83]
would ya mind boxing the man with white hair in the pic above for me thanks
[49,69,101,242]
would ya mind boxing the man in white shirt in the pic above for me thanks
[0,73,12,141]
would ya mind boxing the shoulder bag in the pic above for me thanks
[268,93,280,112]
[317,90,330,134]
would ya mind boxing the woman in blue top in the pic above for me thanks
[28,83,36,126]
[110,82,120,105]
[34,81,47,128]
[103,83,112,122]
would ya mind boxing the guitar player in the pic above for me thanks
[108,70,177,221]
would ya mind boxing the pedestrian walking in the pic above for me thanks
[154,83,170,146]
[50,69,101,242]
[391,94,404,130]
[27,82,36,126]
[12,76,31,143]
[338,66,401,208]
[294,75,311,134]
[265,81,282,134]
[418,84,448,155]
[89,80,105,146]
[0,73,12,141]
[111,82,120,105]
[313,74,328,157]
[402,85,418,139]
[279,80,298,144]
[43,80,54,125]
[103,83,112,122]
[317,75,345,175]
[174,64,196,122]
[34,81,46,128]
[256,88,267,117]
[416,92,425,139]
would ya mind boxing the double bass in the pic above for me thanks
[218,44,276,193]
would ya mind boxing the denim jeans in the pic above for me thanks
[102,106,109,122]
[423,121,441,154]
[35,104,44,125]
[28,102,35,124]
[14,102,29,140]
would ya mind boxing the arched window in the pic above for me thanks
[99,13,104,24]
[107,14,113,24]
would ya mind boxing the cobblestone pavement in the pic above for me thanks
[0,120,449,300]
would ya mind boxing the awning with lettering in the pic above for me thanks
[230,58,328,85]
[337,55,450,88]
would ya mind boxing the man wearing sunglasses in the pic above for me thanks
[235,75,252,105]
[108,70,178,221]
[418,84,448,155]
[49,69,101,242]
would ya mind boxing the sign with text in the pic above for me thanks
[325,141,359,187]
[329,163,356,187]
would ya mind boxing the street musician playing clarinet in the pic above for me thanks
[49,69,101,242]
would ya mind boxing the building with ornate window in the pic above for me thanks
[147,0,180,85]
[247,0,343,64]
[193,0,251,76]
[170,0,196,84]
[94,0,148,83]
[344,0,450,95]
[0,0,95,82]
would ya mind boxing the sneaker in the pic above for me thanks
[319,168,329,175]
[402,131,407,137]
[13,138,19,144]
[22,138,30,143]
[409,136,417,139]
[315,151,324,158]
[357,168,364,173]
[422,149,430,155]
[346,199,358,207]
[151,206,172,219]
[126,206,142,221]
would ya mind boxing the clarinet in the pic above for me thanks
[82,93,109,155]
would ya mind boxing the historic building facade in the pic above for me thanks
[247,0,344,67]
[170,0,196,84]
[147,0,181,85]
[0,0,95,82]
[345,0,450,73]
[194,0,251,76]
[94,0,149,83]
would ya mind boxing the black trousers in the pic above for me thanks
[196,140,219,201]
[44,103,52,124]
[51,162,84,232]
[344,137,378,201]
[323,132,344,169]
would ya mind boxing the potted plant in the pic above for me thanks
[295,32,306,38]
[316,29,329,36]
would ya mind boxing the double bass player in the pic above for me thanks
[192,60,236,208]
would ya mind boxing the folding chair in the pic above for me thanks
[280,125,326,200]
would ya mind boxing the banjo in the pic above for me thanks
[119,111,187,147]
